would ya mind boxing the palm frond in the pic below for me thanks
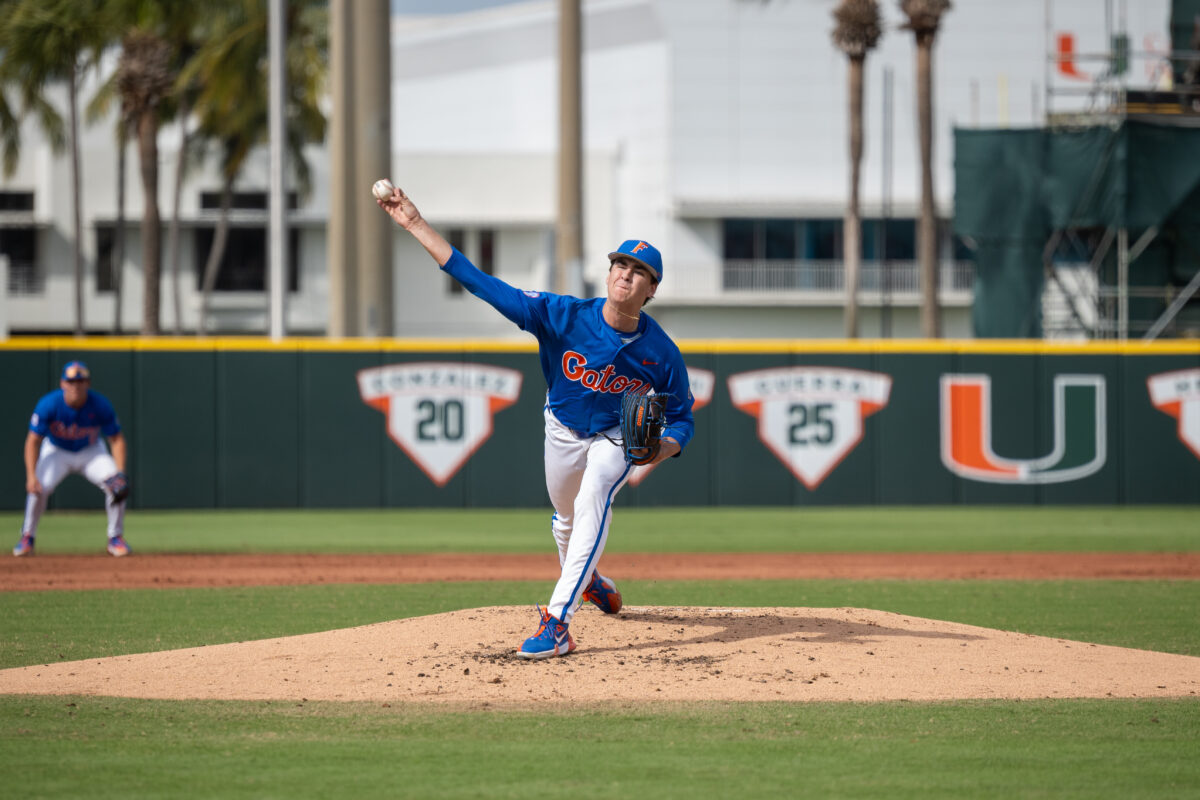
[832,0,883,58]
[899,0,951,37]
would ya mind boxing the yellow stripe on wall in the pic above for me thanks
[1,336,1198,356]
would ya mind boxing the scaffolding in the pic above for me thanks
[1037,0,1200,339]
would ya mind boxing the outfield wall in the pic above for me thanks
[2,338,1198,510]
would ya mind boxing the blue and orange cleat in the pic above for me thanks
[12,532,34,557]
[106,534,131,557]
[518,606,575,659]
[582,571,622,614]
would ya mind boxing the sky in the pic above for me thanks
[391,0,529,14]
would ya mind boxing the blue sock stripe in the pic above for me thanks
[568,462,631,610]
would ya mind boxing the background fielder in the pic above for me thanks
[14,361,132,558]
[376,180,694,659]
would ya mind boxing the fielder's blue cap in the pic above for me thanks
[61,361,91,382]
[608,239,663,283]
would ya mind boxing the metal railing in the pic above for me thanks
[6,261,44,296]
[721,259,975,294]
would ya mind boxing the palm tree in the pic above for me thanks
[116,27,174,336]
[165,95,197,335]
[0,0,108,337]
[183,0,327,334]
[112,113,131,333]
[87,77,136,334]
[94,1,208,335]
[832,0,882,339]
[900,0,951,338]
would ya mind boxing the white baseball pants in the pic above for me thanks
[543,405,631,624]
[22,439,126,538]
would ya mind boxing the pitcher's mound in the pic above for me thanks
[2,606,1198,705]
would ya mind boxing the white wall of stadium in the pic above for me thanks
[0,0,1171,338]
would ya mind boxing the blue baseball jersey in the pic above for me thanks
[29,389,121,452]
[442,247,694,450]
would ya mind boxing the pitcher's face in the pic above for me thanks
[606,257,657,306]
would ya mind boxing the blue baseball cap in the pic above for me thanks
[608,239,663,283]
[61,361,91,382]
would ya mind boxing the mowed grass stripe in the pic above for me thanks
[2,506,1198,554]
[0,695,1196,800]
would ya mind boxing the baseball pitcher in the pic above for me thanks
[377,182,694,659]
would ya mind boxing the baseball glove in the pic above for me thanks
[619,392,666,466]
[103,472,130,504]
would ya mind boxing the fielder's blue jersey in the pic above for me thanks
[442,248,695,450]
[29,389,121,452]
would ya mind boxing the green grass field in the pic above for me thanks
[3,505,1198,553]
[1,506,1198,798]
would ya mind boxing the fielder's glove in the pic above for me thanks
[619,392,666,466]
[104,472,130,504]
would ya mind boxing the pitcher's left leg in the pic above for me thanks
[547,435,630,624]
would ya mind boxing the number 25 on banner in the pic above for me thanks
[728,367,892,489]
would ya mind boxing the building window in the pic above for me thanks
[446,228,495,294]
[0,191,35,212]
[193,227,300,292]
[0,226,40,295]
[722,216,973,291]
[723,219,755,259]
[0,191,39,294]
[862,219,916,262]
[199,191,297,211]
[96,225,116,293]
[723,217,932,263]
[803,219,842,260]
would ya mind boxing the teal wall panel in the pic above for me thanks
[875,354,956,504]
[216,352,300,508]
[0,351,54,515]
[1121,354,1200,503]
[2,341,1198,510]
[300,351,386,508]
[457,352,547,508]
[135,351,218,508]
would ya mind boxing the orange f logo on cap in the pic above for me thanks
[62,361,91,382]
[631,241,649,254]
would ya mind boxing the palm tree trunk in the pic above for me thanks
[167,105,189,334]
[138,108,161,335]
[844,55,865,339]
[198,180,233,335]
[916,36,940,338]
[68,64,84,337]
[113,121,126,334]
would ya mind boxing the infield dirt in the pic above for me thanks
[2,552,1199,706]
[2,605,1199,705]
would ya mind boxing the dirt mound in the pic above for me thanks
[2,606,1197,706]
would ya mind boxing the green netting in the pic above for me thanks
[1172,0,1200,82]
[954,121,1200,337]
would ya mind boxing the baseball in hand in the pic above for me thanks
[372,178,395,202]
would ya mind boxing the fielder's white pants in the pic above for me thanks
[543,405,631,624]
[22,439,126,539]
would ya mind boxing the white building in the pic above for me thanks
[0,0,1173,338]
